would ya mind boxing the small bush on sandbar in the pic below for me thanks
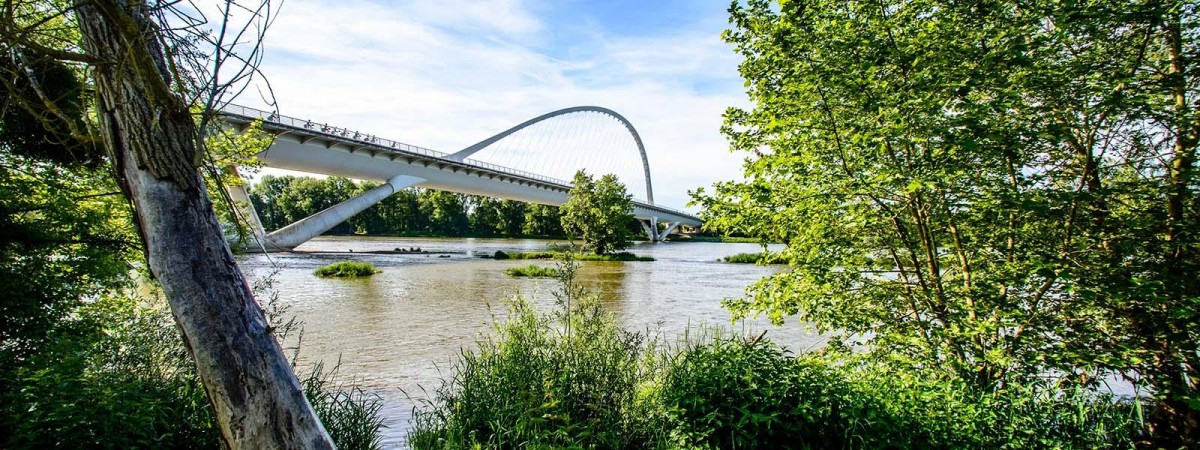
[722,251,786,264]
[314,261,381,277]
[497,250,654,262]
[504,265,560,278]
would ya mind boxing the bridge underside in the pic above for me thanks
[242,132,700,251]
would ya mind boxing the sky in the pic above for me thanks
[238,0,750,211]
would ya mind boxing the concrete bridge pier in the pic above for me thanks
[640,217,683,242]
[252,175,425,252]
[225,167,268,246]
[641,216,662,242]
[660,222,681,240]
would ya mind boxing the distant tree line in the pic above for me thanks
[248,175,567,237]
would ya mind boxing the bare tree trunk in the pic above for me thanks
[75,1,335,448]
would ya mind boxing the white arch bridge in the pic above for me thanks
[219,104,702,251]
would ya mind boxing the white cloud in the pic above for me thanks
[241,0,749,211]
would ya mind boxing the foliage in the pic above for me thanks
[0,155,135,369]
[523,203,564,237]
[504,264,561,278]
[560,170,636,254]
[0,49,98,167]
[409,259,659,449]
[202,120,272,249]
[314,261,381,277]
[408,289,1142,449]
[1,285,387,450]
[673,235,766,244]
[721,252,786,265]
[496,249,654,262]
[659,334,812,449]
[249,175,565,238]
[660,336,1142,450]
[2,295,219,450]
[694,0,1199,440]
[301,362,386,450]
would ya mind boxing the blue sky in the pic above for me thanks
[241,0,748,211]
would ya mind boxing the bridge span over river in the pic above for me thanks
[220,104,702,251]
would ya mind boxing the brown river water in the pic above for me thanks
[236,236,826,448]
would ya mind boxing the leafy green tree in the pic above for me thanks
[496,200,527,236]
[384,188,426,233]
[468,195,503,236]
[561,170,634,255]
[524,204,563,236]
[419,189,470,236]
[696,0,1197,443]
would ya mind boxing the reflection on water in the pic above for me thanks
[237,236,825,448]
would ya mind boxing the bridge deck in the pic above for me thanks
[219,105,701,226]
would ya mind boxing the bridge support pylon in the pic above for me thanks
[226,167,268,245]
[641,216,661,242]
[660,222,681,241]
[250,175,425,252]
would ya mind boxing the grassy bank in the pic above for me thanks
[315,261,382,277]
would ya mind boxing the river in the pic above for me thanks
[237,236,825,448]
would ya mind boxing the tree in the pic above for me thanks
[0,0,335,447]
[420,189,469,236]
[561,170,634,255]
[496,200,528,236]
[696,0,1197,443]
[468,195,503,236]
[524,203,564,236]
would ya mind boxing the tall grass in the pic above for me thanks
[2,275,387,450]
[302,362,385,450]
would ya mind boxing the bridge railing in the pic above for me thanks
[217,104,697,219]
[218,104,453,160]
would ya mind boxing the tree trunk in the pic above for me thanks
[74,1,335,448]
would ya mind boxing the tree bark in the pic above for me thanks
[74,1,335,448]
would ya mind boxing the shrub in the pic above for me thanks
[496,250,654,262]
[2,282,387,450]
[409,261,660,449]
[2,295,220,450]
[721,252,785,264]
[492,250,509,260]
[660,335,848,449]
[504,264,560,277]
[314,261,381,277]
[659,339,1144,449]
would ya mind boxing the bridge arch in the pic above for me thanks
[446,106,655,204]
